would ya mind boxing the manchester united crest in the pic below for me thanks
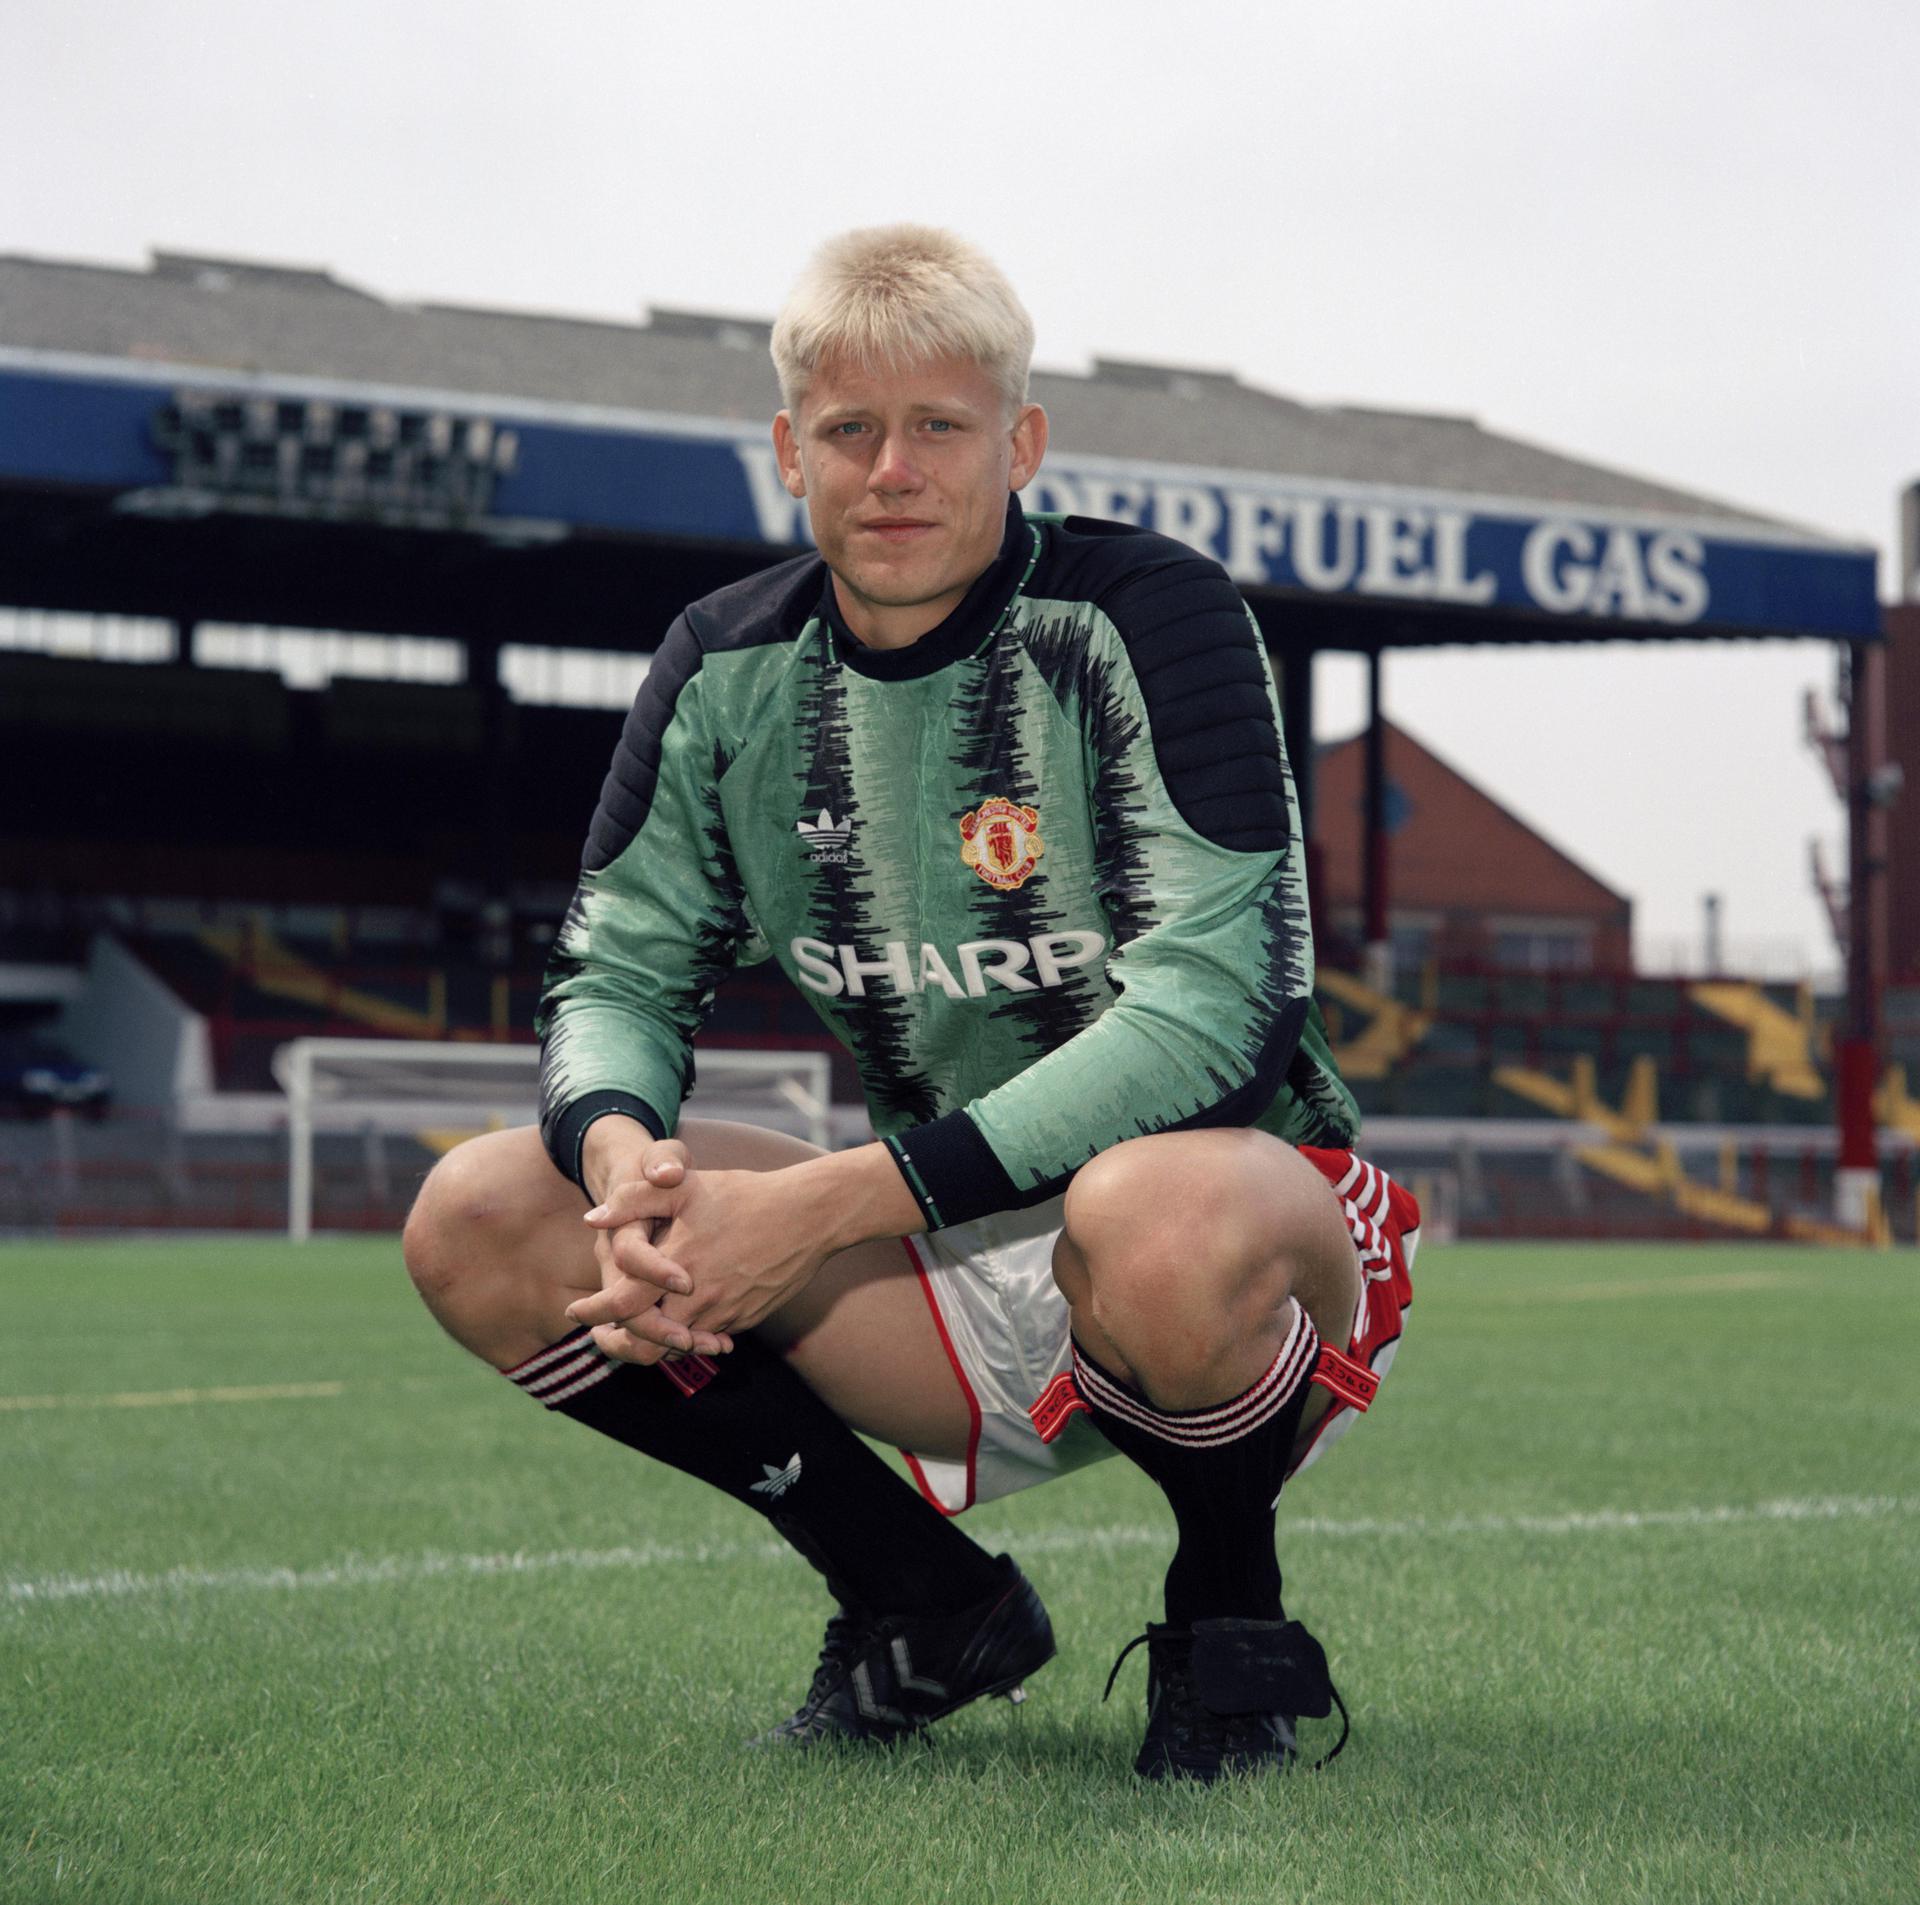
[959,797,1045,891]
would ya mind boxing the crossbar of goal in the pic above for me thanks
[273,1037,833,1242]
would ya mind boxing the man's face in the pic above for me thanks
[773,351,1047,649]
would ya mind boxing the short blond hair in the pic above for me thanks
[771,224,1034,414]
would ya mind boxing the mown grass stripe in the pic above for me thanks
[0,1380,348,1412]
[1541,1269,1807,1301]
[10,1492,1910,1607]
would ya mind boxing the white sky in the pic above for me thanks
[6,0,1915,976]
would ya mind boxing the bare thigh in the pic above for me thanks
[406,1119,971,1461]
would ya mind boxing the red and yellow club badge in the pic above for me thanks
[959,796,1045,891]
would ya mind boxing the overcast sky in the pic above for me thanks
[6,0,1914,976]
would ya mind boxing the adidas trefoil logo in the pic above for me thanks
[796,807,854,865]
[750,1453,803,1500]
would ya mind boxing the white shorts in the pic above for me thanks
[895,1149,1421,1516]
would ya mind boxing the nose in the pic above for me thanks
[869,429,924,495]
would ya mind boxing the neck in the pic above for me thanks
[829,575,974,651]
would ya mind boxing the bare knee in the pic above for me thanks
[1065,1132,1278,1307]
[401,1130,551,1306]
[401,1150,478,1305]
[1061,1129,1349,1405]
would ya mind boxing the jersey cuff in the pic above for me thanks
[887,1111,1061,1231]
[547,1089,668,1193]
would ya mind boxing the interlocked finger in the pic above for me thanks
[588,1321,668,1367]
[584,1176,683,1235]
[606,1225,692,1296]
[570,1279,732,1360]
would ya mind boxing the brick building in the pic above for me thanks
[1314,721,1633,974]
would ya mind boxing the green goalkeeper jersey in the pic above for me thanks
[536,498,1358,1231]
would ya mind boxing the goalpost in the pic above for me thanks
[272,1037,833,1241]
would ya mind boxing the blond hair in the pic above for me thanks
[771,225,1034,413]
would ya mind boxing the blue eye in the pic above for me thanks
[926,419,953,433]
[834,421,865,437]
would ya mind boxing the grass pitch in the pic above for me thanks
[3,1235,1916,1904]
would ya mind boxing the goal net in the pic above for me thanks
[272,1037,833,1241]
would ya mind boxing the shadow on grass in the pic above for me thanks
[734,1706,1364,1792]
[722,1711,1124,1784]
[726,1692,1912,1845]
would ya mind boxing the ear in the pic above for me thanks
[772,411,806,498]
[1007,403,1048,493]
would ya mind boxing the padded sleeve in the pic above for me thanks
[534,612,756,1189]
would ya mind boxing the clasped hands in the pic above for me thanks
[565,1137,826,1367]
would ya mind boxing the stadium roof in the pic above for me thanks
[0,249,1881,644]
[0,248,1821,532]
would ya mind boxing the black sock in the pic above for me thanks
[504,1327,1003,1618]
[1071,1305,1321,1625]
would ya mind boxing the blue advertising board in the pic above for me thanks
[0,351,1879,639]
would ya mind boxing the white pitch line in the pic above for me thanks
[0,1381,347,1412]
[6,1493,1912,1609]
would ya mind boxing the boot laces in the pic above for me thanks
[1101,1628,1164,1703]
[1102,1626,1352,1770]
[799,1606,872,1710]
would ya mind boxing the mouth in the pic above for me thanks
[860,518,938,543]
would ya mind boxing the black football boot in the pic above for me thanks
[752,1553,1055,1747]
[1106,1616,1348,1781]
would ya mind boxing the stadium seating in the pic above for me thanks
[4,892,1907,1241]
[106,917,848,1099]
[1332,962,1835,1129]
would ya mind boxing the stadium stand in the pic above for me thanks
[1326,963,1835,1129]
[0,249,1899,1242]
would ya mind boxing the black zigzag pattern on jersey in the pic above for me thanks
[795,639,939,1128]
[1285,1002,1361,1146]
[1129,871,1314,1145]
[1016,610,1158,954]
[535,883,666,1186]
[1012,568,1313,1150]
[678,764,762,1083]
[581,554,819,874]
[1038,520,1289,855]
[948,644,1101,1067]
[533,752,764,1184]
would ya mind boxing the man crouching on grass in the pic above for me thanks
[402,224,1419,1781]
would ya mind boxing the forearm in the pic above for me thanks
[781,1141,927,1253]
[588,1119,919,1256]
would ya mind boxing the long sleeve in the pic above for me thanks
[536,612,763,1188]
[884,547,1316,1230]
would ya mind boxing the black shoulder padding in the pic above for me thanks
[583,612,702,873]
[685,549,826,657]
[1044,523,1290,854]
[580,554,822,873]
[1059,514,1152,540]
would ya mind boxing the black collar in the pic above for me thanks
[822,495,1033,681]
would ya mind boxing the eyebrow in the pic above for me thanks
[811,397,984,424]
